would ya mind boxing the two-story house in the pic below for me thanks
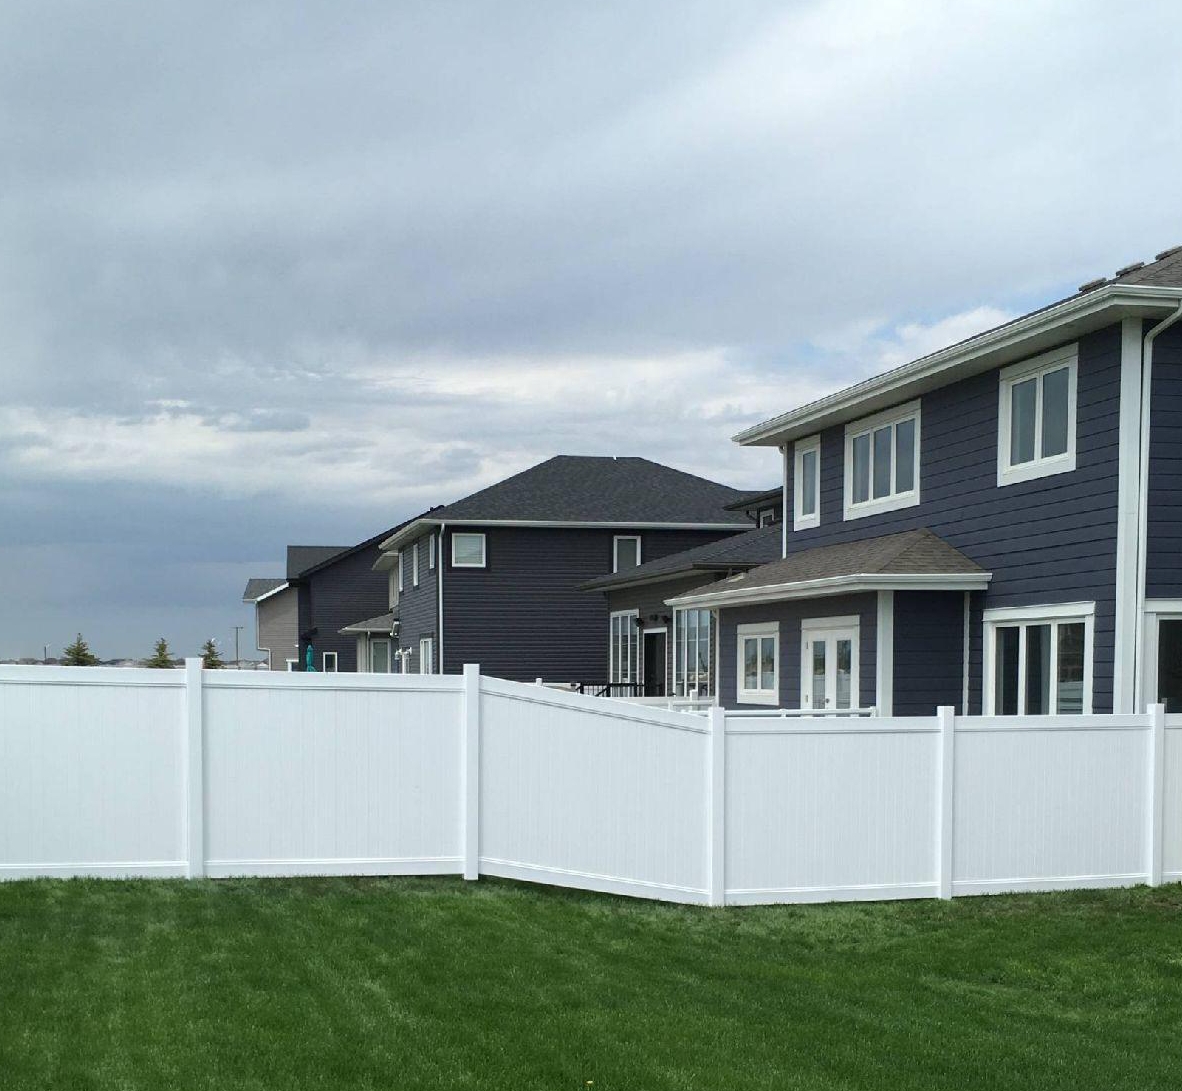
[242,577,298,670]
[663,246,1182,716]
[361,455,755,680]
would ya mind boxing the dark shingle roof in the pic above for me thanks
[286,545,349,579]
[242,577,287,602]
[722,487,781,512]
[428,456,751,525]
[581,525,783,592]
[339,612,398,634]
[671,529,986,603]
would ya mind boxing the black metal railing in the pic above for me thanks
[572,681,666,699]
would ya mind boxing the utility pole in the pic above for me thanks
[233,625,244,669]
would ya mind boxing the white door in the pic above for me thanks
[801,618,859,711]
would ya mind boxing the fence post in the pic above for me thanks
[707,705,727,906]
[184,657,205,879]
[936,705,955,900]
[462,664,481,881]
[1148,703,1166,887]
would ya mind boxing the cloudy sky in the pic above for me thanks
[2,0,1181,660]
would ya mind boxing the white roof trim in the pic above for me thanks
[666,571,992,609]
[379,517,750,552]
[247,582,289,604]
[735,284,1182,447]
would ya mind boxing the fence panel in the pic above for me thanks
[952,716,1150,894]
[1162,721,1182,882]
[478,677,710,902]
[203,672,464,877]
[0,667,185,878]
[725,717,941,904]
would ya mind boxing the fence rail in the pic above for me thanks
[0,662,1177,905]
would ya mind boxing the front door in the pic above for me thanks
[643,630,667,696]
[801,617,859,712]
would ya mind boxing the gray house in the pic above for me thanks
[662,245,1182,715]
[362,456,755,682]
[242,577,298,670]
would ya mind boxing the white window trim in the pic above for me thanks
[429,534,436,570]
[419,637,433,674]
[397,551,404,592]
[1141,600,1182,712]
[369,638,392,674]
[793,434,821,531]
[609,609,640,684]
[451,532,487,568]
[736,621,779,706]
[322,651,338,672]
[842,400,921,521]
[412,542,420,588]
[757,508,777,528]
[613,535,642,572]
[673,607,713,698]
[997,344,1078,487]
[388,568,399,609]
[982,601,1095,715]
[800,615,861,712]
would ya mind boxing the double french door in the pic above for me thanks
[800,618,859,712]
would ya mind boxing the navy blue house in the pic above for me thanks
[349,456,756,682]
[656,247,1182,715]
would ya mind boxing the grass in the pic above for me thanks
[2,879,1182,1089]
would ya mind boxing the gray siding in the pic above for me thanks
[395,531,439,671]
[717,594,877,710]
[442,526,733,682]
[1147,325,1182,597]
[892,590,965,715]
[782,324,1123,713]
[255,586,297,670]
[296,543,389,672]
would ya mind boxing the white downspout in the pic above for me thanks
[1134,300,1182,711]
[437,523,446,674]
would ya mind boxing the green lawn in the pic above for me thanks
[2,878,1182,1090]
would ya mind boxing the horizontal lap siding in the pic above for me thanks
[443,527,735,682]
[717,593,876,710]
[892,591,965,715]
[1147,325,1182,597]
[256,587,297,670]
[397,532,439,672]
[298,546,390,673]
[783,324,1123,713]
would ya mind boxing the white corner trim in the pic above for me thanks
[1114,319,1143,713]
[876,590,894,716]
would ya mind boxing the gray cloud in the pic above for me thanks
[2,0,1181,656]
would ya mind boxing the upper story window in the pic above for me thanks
[412,542,420,587]
[429,534,436,570]
[388,565,399,608]
[452,532,486,568]
[613,535,641,572]
[757,507,779,528]
[997,345,1078,486]
[793,435,821,530]
[397,552,404,592]
[843,401,920,521]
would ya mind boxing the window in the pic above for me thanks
[419,637,433,674]
[429,535,436,570]
[843,402,920,520]
[610,611,639,683]
[452,532,486,568]
[984,603,1093,714]
[369,639,391,674]
[674,608,712,697]
[322,651,338,672]
[388,566,399,608]
[397,551,404,592]
[613,535,641,572]
[757,508,778,528]
[412,542,420,588]
[736,622,779,705]
[794,435,821,530]
[998,345,1077,485]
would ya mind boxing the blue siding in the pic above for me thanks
[442,526,734,682]
[717,594,876,710]
[892,590,965,715]
[1146,325,1182,597]
[395,531,439,671]
[780,324,1123,713]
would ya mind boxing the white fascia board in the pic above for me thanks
[666,571,992,609]
[247,582,290,604]
[378,518,439,552]
[735,285,1182,448]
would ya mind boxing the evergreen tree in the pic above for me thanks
[200,638,225,669]
[62,633,99,666]
[143,637,176,669]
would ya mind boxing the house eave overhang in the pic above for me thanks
[243,582,289,605]
[377,517,750,557]
[580,562,758,595]
[665,571,992,609]
[735,285,1182,448]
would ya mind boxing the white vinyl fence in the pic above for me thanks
[1,661,1178,905]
